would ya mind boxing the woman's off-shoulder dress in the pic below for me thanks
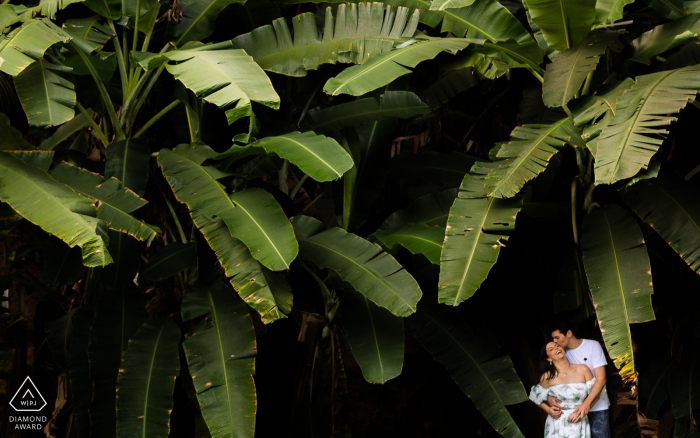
[529,378,598,438]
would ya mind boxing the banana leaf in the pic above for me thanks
[42,237,86,286]
[158,144,292,322]
[324,38,476,96]
[581,204,655,381]
[231,4,420,77]
[405,300,528,438]
[249,131,354,181]
[181,280,257,438]
[105,138,150,196]
[469,117,585,199]
[594,0,636,24]
[525,0,596,51]
[0,152,111,267]
[542,30,619,108]
[372,223,443,264]
[14,59,75,127]
[631,14,700,64]
[570,78,634,145]
[292,215,422,317]
[643,0,686,20]
[306,91,429,132]
[39,113,89,151]
[339,289,404,384]
[277,0,532,42]
[595,65,700,185]
[50,161,159,244]
[429,0,474,10]
[0,19,71,76]
[669,347,700,419]
[640,357,672,419]
[63,16,114,55]
[39,0,84,18]
[167,0,245,46]
[438,189,522,306]
[626,178,700,274]
[116,319,181,437]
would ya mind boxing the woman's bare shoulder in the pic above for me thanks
[539,374,552,388]
[573,364,593,378]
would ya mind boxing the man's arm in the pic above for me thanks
[568,366,606,422]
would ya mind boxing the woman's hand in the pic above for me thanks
[547,406,562,419]
[568,402,591,423]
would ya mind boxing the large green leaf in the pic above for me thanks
[278,0,532,42]
[249,131,354,182]
[168,0,244,46]
[105,138,150,196]
[644,0,687,19]
[216,188,298,271]
[439,173,522,306]
[82,0,120,19]
[0,19,71,76]
[379,188,457,230]
[626,178,700,274]
[324,38,475,96]
[231,4,420,77]
[306,91,429,133]
[158,144,292,321]
[0,112,33,150]
[293,215,422,317]
[0,152,111,267]
[50,161,159,244]
[542,30,618,108]
[525,0,596,51]
[594,0,636,24]
[372,223,443,264]
[116,319,181,437]
[469,117,585,199]
[581,204,655,381]
[13,59,75,127]
[339,289,404,384]
[405,300,528,438]
[182,280,257,438]
[640,357,672,419]
[159,49,279,125]
[631,14,700,64]
[39,0,85,19]
[39,113,89,150]
[595,65,700,185]
[570,78,634,145]
[63,16,114,55]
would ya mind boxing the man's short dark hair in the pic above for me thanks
[550,317,575,337]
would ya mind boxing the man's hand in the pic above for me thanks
[548,395,562,411]
[567,402,590,423]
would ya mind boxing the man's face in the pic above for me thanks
[551,330,570,348]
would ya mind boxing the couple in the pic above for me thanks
[529,320,610,438]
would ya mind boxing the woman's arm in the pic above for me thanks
[568,366,596,423]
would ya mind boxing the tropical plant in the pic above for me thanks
[1,0,700,436]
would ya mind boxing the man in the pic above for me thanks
[549,319,610,438]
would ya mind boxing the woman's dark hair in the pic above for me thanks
[539,343,558,381]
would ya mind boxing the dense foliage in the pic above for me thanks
[1,0,700,436]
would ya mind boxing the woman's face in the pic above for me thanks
[546,342,565,361]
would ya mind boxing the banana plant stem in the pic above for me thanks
[71,41,125,140]
[76,102,110,148]
[571,178,579,245]
[133,100,181,138]
[106,21,129,105]
[132,0,141,53]
[163,194,188,243]
[290,174,309,199]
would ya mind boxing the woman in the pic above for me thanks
[530,342,597,438]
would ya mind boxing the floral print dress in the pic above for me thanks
[530,378,597,438]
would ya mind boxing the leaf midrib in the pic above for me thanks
[491,118,569,197]
[142,323,165,438]
[451,197,495,306]
[606,69,676,183]
[601,209,633,369]
[208,289,234,432]
[271,135,342,178]
[363,296,385,380]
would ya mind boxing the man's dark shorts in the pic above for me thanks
[588,410,610,438]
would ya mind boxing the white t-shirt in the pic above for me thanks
[565,339,610,412]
